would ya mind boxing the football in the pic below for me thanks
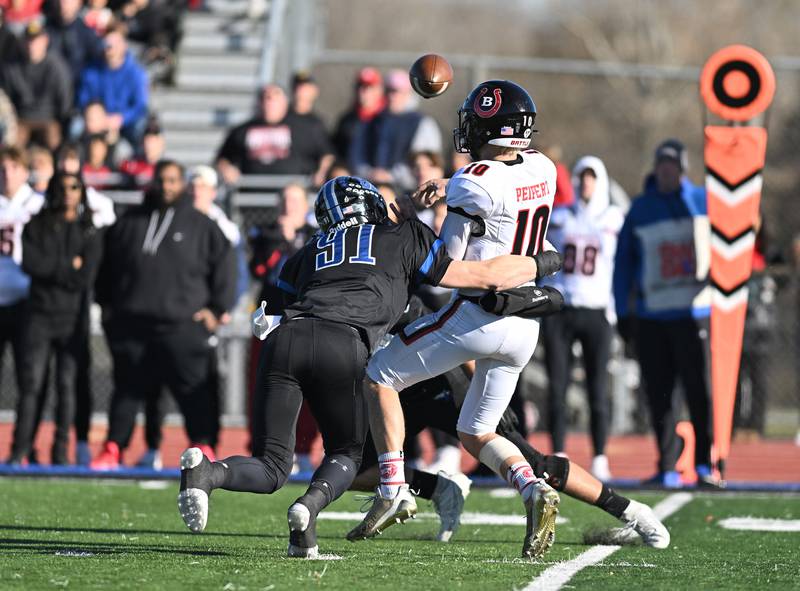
[409,53,453,99]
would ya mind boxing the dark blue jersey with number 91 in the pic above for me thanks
[278,219,452,351]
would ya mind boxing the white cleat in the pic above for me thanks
[608,500,671,549]
[432,472,472,542]
[177,448,211,533]
[287,502,319,558]
[347,484,417,541]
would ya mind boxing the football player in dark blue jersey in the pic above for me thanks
[177,176,546,558]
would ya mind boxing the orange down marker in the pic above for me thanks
[700,45,775,478]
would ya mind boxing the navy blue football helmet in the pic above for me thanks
[314,176,388,233]
[453,80,537,159]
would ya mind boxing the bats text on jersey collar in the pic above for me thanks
[516,181,551,202]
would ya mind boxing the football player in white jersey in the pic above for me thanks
[0,146,45,400]
[348,81,564,557]
[541,156,624,481]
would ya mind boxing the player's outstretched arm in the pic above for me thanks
[440,254,538,291]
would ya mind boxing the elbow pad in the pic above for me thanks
[532,250,563,279]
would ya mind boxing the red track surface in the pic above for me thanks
[1,421,798,482]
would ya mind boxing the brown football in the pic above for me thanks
[409,54,453,99]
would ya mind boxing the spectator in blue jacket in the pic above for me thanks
[613,139,714,488]
[77,21,148,152]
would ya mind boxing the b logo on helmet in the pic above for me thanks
[474,87,503,118]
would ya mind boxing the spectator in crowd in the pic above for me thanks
[0,0,43,32]
[28,143,53,194]
[449,150,471,176]
[351,68,442,191]
[0,146,44,434]
[81,132,114,189]
[324,159,350,183]
[246,182,317,465]
[541,156,624,482]
[119,117,164,188]
[613,139,714,487]
[540,143,575,209]
[82,0,112,35]
[7,170,103,465]
[290,71,334,186]
[54,139,116,466]
[77,21,149,152]
[2,20,72,150]
[216,84,334,188]
[0,88,18,145]
[118,0,187,86]
[90,159,236,469]
[0,6,24,63]
[132,164,244,470]
[46,0,104,85]
[333,67,385,163]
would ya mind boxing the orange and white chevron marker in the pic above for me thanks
[700,45,775,477]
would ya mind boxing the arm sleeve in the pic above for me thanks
[612,209,636,318]
[405,220,453,286]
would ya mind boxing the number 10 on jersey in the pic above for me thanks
[511,206,550,256]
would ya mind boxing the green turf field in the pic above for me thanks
[1,479,799,590]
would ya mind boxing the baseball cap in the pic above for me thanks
[190,165,218,188]
[25,19,46,39]
[357,67,382,87]
[385,69,411,92]
[654,139,688,172]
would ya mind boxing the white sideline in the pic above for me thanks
[522,492,693,591]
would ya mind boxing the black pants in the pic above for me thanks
[0,300,26,397]
[636,317,712,472]
[11,313,85,461]
[222,317,369,495]
[542,307,611,456]
[105,317,219,449]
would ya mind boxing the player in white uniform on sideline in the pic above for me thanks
[0,147,45,400]
[348,80,564,558]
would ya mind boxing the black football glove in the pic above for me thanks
[532,250,563,279]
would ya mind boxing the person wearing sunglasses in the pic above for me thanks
[7,171,102,465]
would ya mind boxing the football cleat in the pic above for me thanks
[346,484,417,541]
[90,441,120,470]
[590,454,612,483]
[75,441,92,466]
[522,481,560,559]
[431,472,472,542]
[177,447,214,533]
[287,502,319,558]
[607,500,670,549]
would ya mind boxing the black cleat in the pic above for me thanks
[177,447,214,533]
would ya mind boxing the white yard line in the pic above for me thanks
[718,517,800,532]
[522,492,693,591]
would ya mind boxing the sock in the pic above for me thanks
[378,451,405,497]
[407,467,438,500]
[594,484,630,519]
[507,461,539,502]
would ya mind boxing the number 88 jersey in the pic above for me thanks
[442,150,556,294]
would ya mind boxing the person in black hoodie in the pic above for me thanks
[7,170,103,465]
[90,159,236,470]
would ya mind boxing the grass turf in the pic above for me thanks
[1,478,799,590]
